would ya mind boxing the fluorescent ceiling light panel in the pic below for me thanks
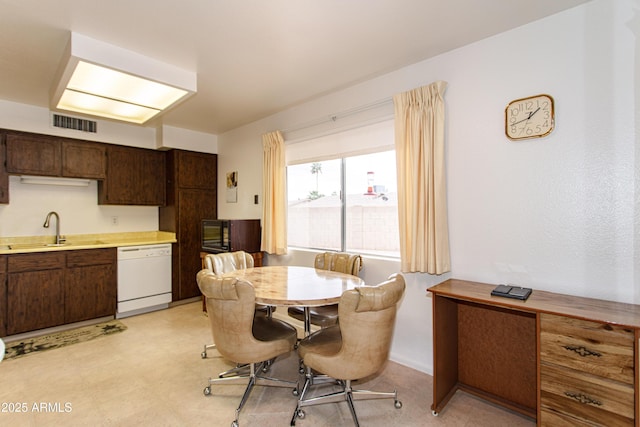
[57,85,161,124]
[51,33,196,124]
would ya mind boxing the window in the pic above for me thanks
[287,150,399,257]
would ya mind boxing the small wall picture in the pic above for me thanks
[226,171,238,203]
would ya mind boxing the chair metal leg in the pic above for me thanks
[351,388,400,403]
[218,363,250,378]
[202,343,251,378]
[291,376,402,426]
[291,371,312,426]
[233,365,257,426]
[202,343,216,358]
[344,382,360,427]
[205,360,299,427]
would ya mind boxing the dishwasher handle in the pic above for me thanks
[118,244,172,260]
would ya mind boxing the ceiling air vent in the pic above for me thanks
[52,113,97,133]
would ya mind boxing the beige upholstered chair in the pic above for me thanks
[203,251,254,275]
[201,251,272,359]
[197,270,298,427]
[291,273,405,426]
[287,252,363,328]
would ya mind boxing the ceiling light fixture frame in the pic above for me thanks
[50,32,197,125]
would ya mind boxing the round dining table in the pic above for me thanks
[219,265,365,335]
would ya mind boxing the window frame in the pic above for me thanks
[286,149,399,258]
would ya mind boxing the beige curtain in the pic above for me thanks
[261,130,287,254]
[393,81,450,274]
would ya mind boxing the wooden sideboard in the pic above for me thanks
[428,279,640,426]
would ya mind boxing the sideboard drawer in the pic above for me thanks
[540,362,634,425]
[540,406,611,427]
[540,313,634,384]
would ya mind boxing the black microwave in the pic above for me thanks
[201,219,230,252]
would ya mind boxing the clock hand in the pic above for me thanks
[510,107,541,126]
[511,117,530,126]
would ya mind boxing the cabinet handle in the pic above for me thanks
[564,391,602,406]
[562,345,601,358]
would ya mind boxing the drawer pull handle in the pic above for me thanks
[564,391,602,406]
[563,345,601,358]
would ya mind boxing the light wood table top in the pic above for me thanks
[220,265,365,307]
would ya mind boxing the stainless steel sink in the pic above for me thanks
[7,243,63,250]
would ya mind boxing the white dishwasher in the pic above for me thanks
[117,244,172,318]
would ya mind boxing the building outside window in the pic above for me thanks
[287,148,399,257]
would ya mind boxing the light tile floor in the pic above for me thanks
[0,302,535,426]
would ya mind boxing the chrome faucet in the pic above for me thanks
[43,211,64,245]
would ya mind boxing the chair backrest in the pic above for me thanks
[204,251,254,275]
[305,273,405,380]
[314,252,363,276]
[196,270,261,364]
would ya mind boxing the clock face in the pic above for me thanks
[505,94,554,140]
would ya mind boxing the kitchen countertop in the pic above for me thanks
[0,231,176,254]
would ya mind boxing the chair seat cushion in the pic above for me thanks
[298,325,342,360]
[255,303,275,315]
[253,316,298,346]
[287,304,339,328]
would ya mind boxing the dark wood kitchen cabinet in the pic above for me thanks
[61,140,106,179]
[4,249,117,337]
[4,130,106,179]
[5,131,61,176]
[1,128,167,205]
[159,149,217,301]
[0,136,8,204]
[98,144,166,206]
[0,256,6,336]
[64,248,117,324]
[6,252,66,335]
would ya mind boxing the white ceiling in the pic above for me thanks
[0,0,590,135]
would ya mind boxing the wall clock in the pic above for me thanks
[505,94,554,140]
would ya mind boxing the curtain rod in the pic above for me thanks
[281,97,392,135]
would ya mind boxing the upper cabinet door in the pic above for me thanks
[98,145,166,206]
[176,150,217,190]
[61,140,106,179]
[4,131,107,180]
[0,136,8,204]
[5,132,62,176]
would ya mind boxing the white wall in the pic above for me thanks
[0,101,217,237]
[216,124,264,220]
[0,177,160,237]
[219,0,639,374]
[0,100,157,149]
[157,125,218,153]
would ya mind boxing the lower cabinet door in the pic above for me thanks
[7,269,65,335]
[65,263,116,323]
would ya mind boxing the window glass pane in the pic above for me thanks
[345,151,399,257]
[287,159,341,250]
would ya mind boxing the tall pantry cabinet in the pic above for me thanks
[160,150,217,301]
